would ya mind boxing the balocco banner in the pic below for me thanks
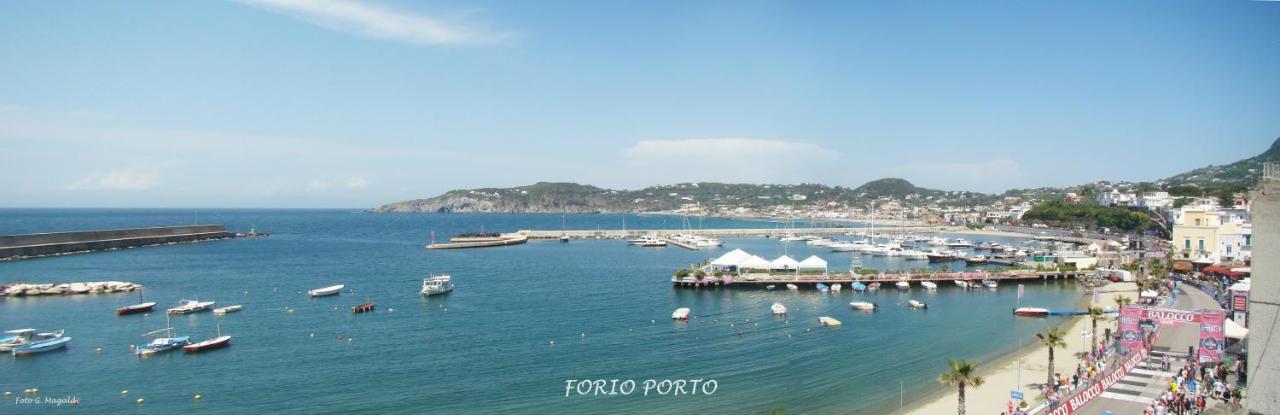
[1042,347,1149,415]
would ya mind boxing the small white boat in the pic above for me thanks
[982,280,999,289]
[167,299,215,315]
[818,316,842,326]
[954,280,969,289]
[308,284,345,297]
[921,281,937,290]
[771,303,788,315]
[896,281,911,289]
[672,307,691,320]
[786,284,799,290]
[212,305,243,315]
[907,300,928,309]
[765,285,776,290]
[831,283,842,292]
[421,275,454,295]
[849,301,878,311]
[1014,307,1050,317]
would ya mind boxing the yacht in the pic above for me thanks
[421,275,454,296]
[692,236,723,248]
[167,299,215,315]
[947,239,975,248]
[900,249,929,260]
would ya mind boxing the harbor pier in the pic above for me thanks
[0,225,236,261]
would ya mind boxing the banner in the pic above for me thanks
[1043,347,1149,415]
[1118,305,1143,354]
[1197,310,1226,364]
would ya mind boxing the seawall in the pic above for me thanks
[0,225,235,261]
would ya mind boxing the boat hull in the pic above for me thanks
[183,336,231,353]
[117,302,156,315]
[12,337,71,356]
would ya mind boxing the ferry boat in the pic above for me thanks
[12,335,71,356]
[421,275,454,296]
[907,300,928,309]
[672,307,690,320]
[308,284,345,297]
[849,301,878,311]
[167,299,215,315]
[1013,307,1050,317]
[116,302,156,315]
[771,303,788,315]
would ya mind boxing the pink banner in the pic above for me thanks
[1044,347,1149,415]
[1197,310,1226,363]
[1118,305,1144,354]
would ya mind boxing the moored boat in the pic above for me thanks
[307,284,345,297]
[895,281,910,289]
[672,307,690,320]
[1013,307,1050,317]
[954,280,969,289]
[167,299,215,315]
[137,336,190,356]
[1,329,61,352]
[982,279,999,289]
[212,305,243,315]
[965,255,989,265]
[907,300,928,309]
[12,336,71,356]
[867,282,881,291]
[183,335,231,353]
[850,282,867,291]
[831,283,842,292]
[117,302,156,315]
[849,301,878,311]
[920,281,937,290]
[421,275,454,296]
[771,303,788,315]
[786,284,799,290]
[816,283,830,292]
[818,316,842,327]
[352,302,376,314]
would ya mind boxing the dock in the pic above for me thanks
[426,233,529,249]
[671,270,1087,288]
[0,225,236,261]
[520,226,946,240]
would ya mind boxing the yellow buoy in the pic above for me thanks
[194,394,202,400]
[137,398,144,404]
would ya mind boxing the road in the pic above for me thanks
[1073,283,1223,414]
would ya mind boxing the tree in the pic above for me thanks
[1088,307,1105,352]
[1035,327,1069,387]
[938,359,985,415]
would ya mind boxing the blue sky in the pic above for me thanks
[2,0,1278,208]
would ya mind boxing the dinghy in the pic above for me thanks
[849,301,878,311]
[771,303,788,315]
[1013,307,1050,317]
[907,300,928,309]
[818,316,842,327]
[308,284,345,297]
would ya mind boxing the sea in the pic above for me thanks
[0,209,1084,414]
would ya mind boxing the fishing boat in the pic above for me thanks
[816,283,830,292]
[786,284,799,290]
[116,302,156,315]
[867,282,881,291]
[895,281,911,289]
[307,284,345,297]
[818,316,842,327]
[671,307,690,320]
[982,279,999,289]
[421,275,454,296]
[831,283,842,292]
[184,324,231,353]
[1013,307,1050,317]
[849,301,878,311]
[212,305,243,315]
[965,255,989,265]
[907,300,928,309]
[771,303,788,315]
[920,281,938,290]
[352,302,376,314]
[167,299,215,315]
[850,282,867,291]
[12,336,71,356]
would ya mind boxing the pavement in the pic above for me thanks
[1073,284,1237,414]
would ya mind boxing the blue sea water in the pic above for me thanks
[0,210,1083,414]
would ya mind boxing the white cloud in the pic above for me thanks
[893,159,1030,193]
[68,162,178,191]
[620,138,839,185]
[343,177,368,189]
[236,0,512,46]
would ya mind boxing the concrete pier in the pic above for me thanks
[0,225,236,261]
[426,233,529,249]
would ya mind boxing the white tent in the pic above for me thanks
[711,249,751,267]
[739,255,770,271]
[798,255,828,272]
[769,255,800,271]
[1225,318,1249,340]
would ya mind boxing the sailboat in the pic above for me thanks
[116,288,155,315]
[184,323,231,353]
[559,215,570,243]
[137,314,189,356]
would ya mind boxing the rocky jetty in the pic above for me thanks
[0,281,143,297]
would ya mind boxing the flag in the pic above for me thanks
[1017,284,1024,300]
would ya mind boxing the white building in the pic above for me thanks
[1097,189,1137,206]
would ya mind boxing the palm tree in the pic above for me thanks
[938,359,985,415]
[1035,327,1068,387]
[1087,307,1105,352]
[1112,294,1132,308]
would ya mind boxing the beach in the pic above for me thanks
[906,282,1139,415]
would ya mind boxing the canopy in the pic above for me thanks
[1193,257,1215,265]
[1204,265,1245,278]
[797,255,828,270]
[1225,318,1248,340]
[711,249,751,267]
[769,255,800,270]
[738,255,770,270]
[1231,267,1251,274]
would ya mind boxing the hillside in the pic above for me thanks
[1161,137,1279,188]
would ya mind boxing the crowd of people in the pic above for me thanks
[1143,357,1243,415]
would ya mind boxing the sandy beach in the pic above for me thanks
[905,282,1139,415]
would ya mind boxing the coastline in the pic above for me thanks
[903,282,1138,415]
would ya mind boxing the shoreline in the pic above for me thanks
[902,282,1138,415]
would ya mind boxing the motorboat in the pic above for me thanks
[167,299,215,315]
[1014,307,1050,317]
[212,305,243,315]
[308,284,345,297]
[183,335,231,353]
[867,283,881,291]
[672,307,691,320]
[907,300,928,309]
[1,329,62,352]
[779,235,805,242]
[640,238,668,247]
[559,235,570,243]
[818,316,842,327]
[921,281,938,290]
[928,237,949,246]
[137,335,190,356]
[895,281,911,289]
[816,283,830,292]
[947,239,975,248]
[765,285,776,290]
[786,284,799,290]
[771,303,788,315]
[900,249,929,260]
[849,301,878,311]
[982,279,999,289]
[850,282,867,292]
[831,283,842,292]
[829,240,870,252]
[954,280,969,289]
[692,237,723,248]
[630,235,666,246]
[965,255,989,265]
[927,251,958,262]
[352,302,376,314]
[421,275,454,296]
[864,245,890,256]
[116,302,156,315]
[12,335,71,356]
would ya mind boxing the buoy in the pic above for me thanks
[194,394,202,400]
[137,398,144,404]
[309,333,315,338]
[580,332,585,337]
[549,340,555,346]
[347,338,353,342]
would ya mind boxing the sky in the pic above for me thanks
[2,0,1279,208]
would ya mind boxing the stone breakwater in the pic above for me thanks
[1,281,142,297]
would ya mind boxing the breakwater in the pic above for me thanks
[0,225,235,261]
[520,226,945,239]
